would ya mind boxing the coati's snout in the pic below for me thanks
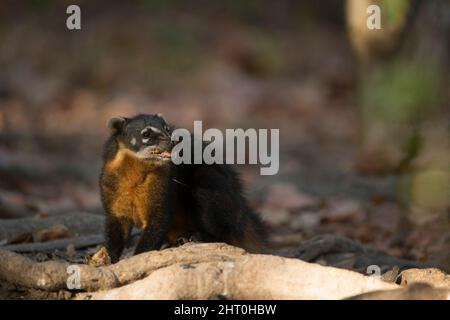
[108,114,173,162]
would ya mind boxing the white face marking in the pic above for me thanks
[142,138,150,144]
[140,126,162,135]
[130,137,137,146]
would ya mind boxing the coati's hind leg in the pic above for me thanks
[105,215,132,263]
[192,188,267,253]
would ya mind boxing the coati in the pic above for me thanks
[100,114,267,262]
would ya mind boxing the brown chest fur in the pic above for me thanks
[101,149,169,230]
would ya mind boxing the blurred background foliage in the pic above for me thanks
[347,0,449,225]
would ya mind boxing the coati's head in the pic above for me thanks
[107,114,173,163]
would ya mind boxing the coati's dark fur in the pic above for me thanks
[100,114,267,262]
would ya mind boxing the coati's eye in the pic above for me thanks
[142,131,151,138]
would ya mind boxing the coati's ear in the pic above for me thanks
[107,117,128,135]
[156,113,166,123]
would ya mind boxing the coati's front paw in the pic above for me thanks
[176,232,204,246]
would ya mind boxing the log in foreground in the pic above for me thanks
[78,253,399,300]
[0,242,403,299]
